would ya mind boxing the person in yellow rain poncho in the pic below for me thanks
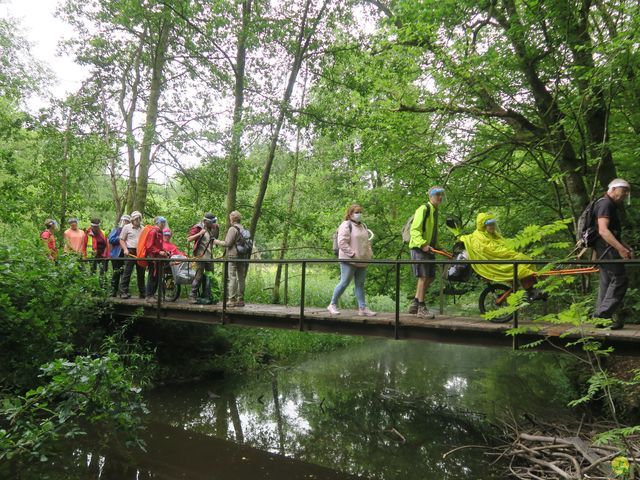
[459,213,546,300]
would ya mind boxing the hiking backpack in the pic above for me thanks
[401,204,430,244]
[233,226,253,257]
[136,225,154,267]
[575,198,603,250]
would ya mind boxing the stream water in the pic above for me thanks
[21,338,579,479]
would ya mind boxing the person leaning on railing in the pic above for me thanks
[82,217,110,285]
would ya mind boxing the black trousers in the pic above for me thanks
[111,254,124,296]
[119,248,146,296]
[145,261,163,298]
[594,248,628,318]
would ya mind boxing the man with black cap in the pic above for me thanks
[187,213,219,303]
[593,178,633,329]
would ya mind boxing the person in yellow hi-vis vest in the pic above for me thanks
[408,186,444,319]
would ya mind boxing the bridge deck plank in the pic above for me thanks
[110,298,640,354]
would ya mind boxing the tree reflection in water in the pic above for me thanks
[144,339,577,480]
[15,340,576,479]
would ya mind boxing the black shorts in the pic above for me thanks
[411,248,436,278]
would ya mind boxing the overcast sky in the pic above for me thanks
[2,0,87,105]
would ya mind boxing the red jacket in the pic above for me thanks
[82,228,110,259]
[163,241,185,257]
[146,226,165,257]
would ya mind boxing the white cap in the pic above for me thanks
[608,178,630,192]
[130,211,142,220]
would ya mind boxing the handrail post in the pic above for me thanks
[156,260,163,321]
[222,259,228,324]
[395,262,400,340]
[439,264,445,315]
[512,262,519,350]
[299,261,306,331]
[284,262,289,306]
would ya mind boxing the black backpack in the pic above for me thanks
[575,198,603,249]
[233,226,253,257]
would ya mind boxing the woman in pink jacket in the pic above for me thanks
[327,205,376,317]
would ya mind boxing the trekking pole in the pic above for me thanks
[432,248,453,259]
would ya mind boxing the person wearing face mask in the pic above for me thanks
[592,178,633,329]
[327,204,376,317]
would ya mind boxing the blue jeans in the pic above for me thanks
[330,263,367,308]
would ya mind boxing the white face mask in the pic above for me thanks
[351,213,362,222]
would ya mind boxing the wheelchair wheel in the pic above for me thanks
[479,283,513,323]
[162,274,181,302]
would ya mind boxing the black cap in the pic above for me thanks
[203,213,217,223]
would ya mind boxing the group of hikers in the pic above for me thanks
[327,179,633,329]
[40,210,251,307]
[40,178,633,328]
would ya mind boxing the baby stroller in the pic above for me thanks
[162,255,196,302]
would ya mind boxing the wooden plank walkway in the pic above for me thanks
[110,298,640,355]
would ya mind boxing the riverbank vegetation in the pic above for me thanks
[2,0,640,476]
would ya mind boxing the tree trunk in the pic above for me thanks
[133,17,172,214]
[492,0,589,214]
[226,0,252,222]
[273,69,307,303]
[249,0,328,237]
[60,110,72,227]
[560,0,618,195]
[119,37,144,214]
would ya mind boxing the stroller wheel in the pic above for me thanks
[162,275,181,302]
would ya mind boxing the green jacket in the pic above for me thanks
[409,202,438,250]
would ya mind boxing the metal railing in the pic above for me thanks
[80,255,640,340]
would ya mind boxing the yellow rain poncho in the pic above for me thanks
[459,213,536,282]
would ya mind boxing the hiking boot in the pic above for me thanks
[358,307,377,317]
[189,295,198,304]
[138,294,146,299]
[327,304,340,315]
[235,301,245,307]
[408,299,419,314]
[119,292,131,299]
[611,313,624,330]
[416,305,435,319]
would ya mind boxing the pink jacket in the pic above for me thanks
[337,220,373,267]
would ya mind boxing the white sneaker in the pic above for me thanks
[358,307,377,317]
[327,304,340,315]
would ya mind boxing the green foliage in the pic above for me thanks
[0,333,152,463]
[0,224,108,390]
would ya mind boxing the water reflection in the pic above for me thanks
[146,340,577,480]
[10,340,577,480]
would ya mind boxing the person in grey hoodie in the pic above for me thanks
[327,204,376,317]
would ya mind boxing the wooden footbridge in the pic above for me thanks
[110,298,640,356]
[107,256,640,356]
